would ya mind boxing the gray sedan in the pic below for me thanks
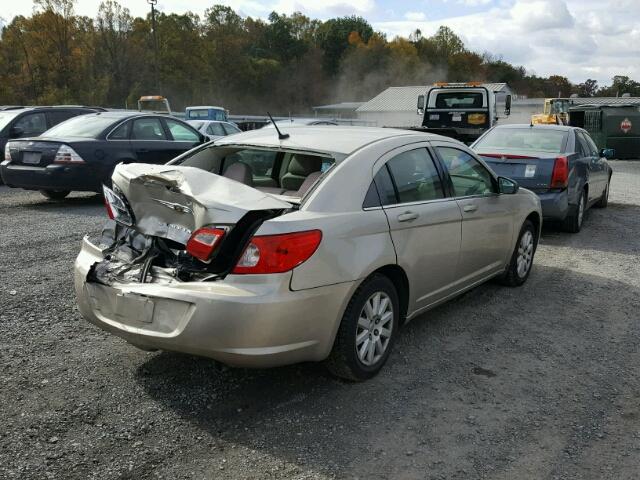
[472,124,613,232]
[75,127,541,381]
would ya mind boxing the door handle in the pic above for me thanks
[397,211,419,222]
[463,204,478,213]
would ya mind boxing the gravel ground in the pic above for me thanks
[1,161,639,480]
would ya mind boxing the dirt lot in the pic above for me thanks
[1,161,639,480]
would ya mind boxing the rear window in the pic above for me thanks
[435,92,484,109]
[44,114,118,138]
[474,128,568,154]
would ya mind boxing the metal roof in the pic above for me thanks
[357,83,510,112]
[570,96,640,106]
[312,102,364,111]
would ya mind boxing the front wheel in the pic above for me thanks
[325,274,400,381]
[40,189,70,200]
[498,219,537,287]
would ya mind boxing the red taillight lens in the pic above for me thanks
[232,230,322,274]
[550,156,569,188]
[186,227,226,262]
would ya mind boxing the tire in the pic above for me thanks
[325,274,400,381]
[498,219,537,287]
[563,189,586,233]
[40,189,70,200]
[594,178,610,208]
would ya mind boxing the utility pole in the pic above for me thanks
[147,0,159,92]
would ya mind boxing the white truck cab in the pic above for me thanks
[416,83,511,143]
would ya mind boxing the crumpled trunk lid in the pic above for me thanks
[88,164,293,286]
[112,163,292,244]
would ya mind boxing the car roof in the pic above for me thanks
[78,111,177,120]
[187,106,225,110]
[493,123,575,132]
[214,126,454,155]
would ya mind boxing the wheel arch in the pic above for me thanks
[370,264,410,323]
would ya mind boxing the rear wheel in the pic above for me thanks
[563,189,586,233]
[499,219,536,287]
[40,189,70,200]
[595,178,610,208]
[325,274,399,381]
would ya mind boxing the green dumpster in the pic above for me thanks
[569,104,640,159]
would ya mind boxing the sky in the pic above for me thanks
[1,0,638,86]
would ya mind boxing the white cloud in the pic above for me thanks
[404,11,426,21]
[272,0,376,16]
[511,0,574,31]
[374,0,640,86]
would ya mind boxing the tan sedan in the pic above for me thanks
[75,126,542,380]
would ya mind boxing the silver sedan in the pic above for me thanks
[75,126,542,381]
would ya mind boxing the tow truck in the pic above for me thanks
[413,82,511,143]
[137,95,172,114]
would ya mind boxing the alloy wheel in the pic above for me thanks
[355,292,393,366]
[516,230,534,278]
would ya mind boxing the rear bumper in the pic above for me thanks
[74,237,354,368]
[537,189,569,220]
[0,161,101,192]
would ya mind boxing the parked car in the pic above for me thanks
[472,124,613,232]
[1,111,205,199]
[187,119,241,141]
[75,126,542,381]
[0,106,100,185]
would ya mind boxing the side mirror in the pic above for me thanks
[417,95,425,116]
[199,133,207,144]
[9,126,24,138]
[505,95,512,116]
[498,176,519,194]
[600,148,615,159]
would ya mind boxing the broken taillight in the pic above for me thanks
[186,227,226,263]
[232,230,322,274]
[102,185,134,225]
[550,156,569,188]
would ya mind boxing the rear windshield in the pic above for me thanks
[44,114,118,138]
[474,128,568,154]
[435,92,484,109]
[172,145,335,196]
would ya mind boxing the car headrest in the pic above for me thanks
[288,154,322,176]
[223,161,253,186]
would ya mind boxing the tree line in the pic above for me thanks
[1,0,638,114]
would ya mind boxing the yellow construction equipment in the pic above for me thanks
[531,98,570,125]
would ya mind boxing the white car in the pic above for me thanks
[187,120,241,141]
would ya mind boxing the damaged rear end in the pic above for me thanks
[73,162,347,368]
[89,163,293,286]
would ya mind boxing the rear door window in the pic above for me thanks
[363,166,397,208]
[47,110,81,127]
[165,119,200,142]
[437,147,495,197]
[207,123,226,136]
[579,131,599,156]
[14,112,47,136]
[109,120,130,140]
[386,148,444,203]
[575,131,591,156]
[131,118,167,140]
[222,123,241,135]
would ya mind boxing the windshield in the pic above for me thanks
[435,92,484,109]
[188,109,226,121]
[475,128,568,154]
[44,114,116,138]
[0,111,20,131]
